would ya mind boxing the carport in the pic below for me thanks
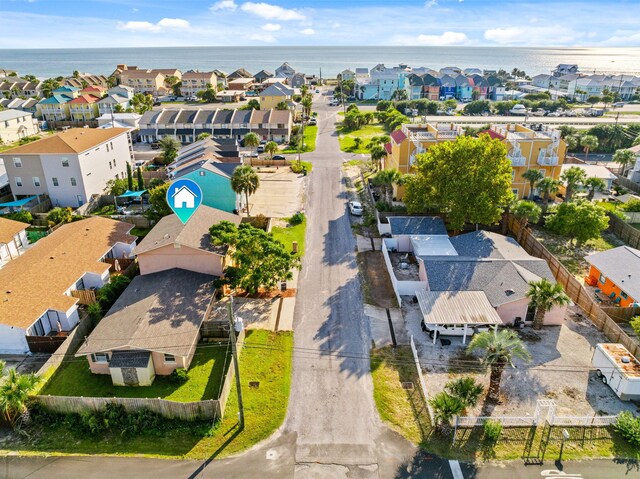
[416,290,502,345]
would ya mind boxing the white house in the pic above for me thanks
[0,127,133,208]
[0,109,39,145]
[0,216,29,267]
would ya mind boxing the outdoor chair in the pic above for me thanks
[608,292,616,299]
[613,297,621,305]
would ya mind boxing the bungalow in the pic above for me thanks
[0,217,135,354]
[585,246,640,307]
[36,94,73,122]
[439,74,457,100]
[454,74,473,101]
[260,82,295,110]
[228,78,255,91]
[290,72,307,88]
[253,70,274,83]
[75,268,215,386]
[217,90,244,103]
[422,74,441,101]
[134,204,241,276]
[0,216,29,267]
[340,69,355,81]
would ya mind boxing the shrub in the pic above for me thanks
[622,198,640,213]
[46,207,73,225]
[289,212,305,225]
[96,275,131,311]
[375,200,390,212]
[630,316,640,337]
[445,377,484,410]
[4,210,33,224]
[483,420,503,442]
[614,411,640,447]
[87,302,103,323]
[249,213,270,230]
[291,162,310,174]
[169,368,189,384]
[81,410,106,434]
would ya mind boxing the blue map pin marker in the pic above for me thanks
[166,178,203,224]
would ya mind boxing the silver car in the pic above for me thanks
[348,201,363,216]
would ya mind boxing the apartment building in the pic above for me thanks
[0,127,133,207]
[0,109,39,144]
[181,70,217,97]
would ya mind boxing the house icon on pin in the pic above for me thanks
[171,185,197,209]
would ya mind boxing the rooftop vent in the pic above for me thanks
[621,356,631,364]
[505,289,515,296]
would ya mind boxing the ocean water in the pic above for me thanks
[1,46,639,79]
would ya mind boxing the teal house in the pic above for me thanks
[172,160,241,213]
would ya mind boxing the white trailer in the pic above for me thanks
[591,343,640,401]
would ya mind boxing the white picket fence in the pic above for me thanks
[410,335,435,424]
[548,413,617,427]
[455,415,537,428]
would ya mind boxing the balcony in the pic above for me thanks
[537,154,559,166]
[508,153,527,167]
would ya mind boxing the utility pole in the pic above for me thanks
[339,77,346,116]
[227,296,244,428]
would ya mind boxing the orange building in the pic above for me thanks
[585,246,640,307]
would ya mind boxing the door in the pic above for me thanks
[77,195,84,207]
[121,367,139,386]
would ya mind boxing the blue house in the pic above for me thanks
[439,75,457,100]
[454,75,473,101]
[172,160,241,213]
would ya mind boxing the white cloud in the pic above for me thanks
[117,18,190,33]
[261,23,281,31]
[425,0,438,7]
[300,28,315,35]
[211,0,237,11]
[484,26,579,45]
[249,32,277,43]
[240,2,305,21]
[415,31,469,45]
[601,30,640,45]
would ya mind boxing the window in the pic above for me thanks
[70,177,77,186]
[61,158,69,167]
[15,176,22,187]
[113,158,116,167]
[599,274,606,284]
[13,157,22,168]
[164,354,176,364]
[199,171,206,176]
[512,188,519,197]
[621,291,628,299]
[52,177,59,186]
[91,353,109,363]
[109,161,112,169]
[33,177,41,187]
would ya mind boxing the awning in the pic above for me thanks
[118,190,148,198]
[416,290,503,326]
[0,196,37,208]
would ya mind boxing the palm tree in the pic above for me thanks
[560,166,587,202]
[580,134,599,162]
[565,134,580,155]
[0,366,41,429]
[158,136,181,165]
[526,278,570,330]
[430,391,464,434]
[301,96,313,117]
[231,165,260,216]
[369,144,386,171]
[585,177,607,200]
[445,377,484,411]
[243,132,260,150]
[522,169,545,200]
[613,149,636,176]
[537,177,560,215]
[512,200,541,242]
[372,169,402,206]
[467,330,531,402]
[264,141,278,160]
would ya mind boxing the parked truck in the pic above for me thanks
[591,343,640,401]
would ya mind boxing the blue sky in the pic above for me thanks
[1,0,640,48]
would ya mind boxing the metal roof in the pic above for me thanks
[416,290,503,325]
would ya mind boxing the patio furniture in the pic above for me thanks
[608,292,616,299]
[613,297,621,305]
[440,338,451,346]
[595,288,601,293]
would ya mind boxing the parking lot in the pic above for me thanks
[404,299,638,417]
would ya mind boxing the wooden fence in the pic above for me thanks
[26,335,67,354]
[607,212,640,249]
[217,328,245,418]
[70,289,97,305]
[34,395,219,422]
[104,257,136,273]
[614,175,640,195]
[507,215,640,357]
[601,305,640,322]
[248,158,292,167]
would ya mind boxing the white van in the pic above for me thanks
[509,104,528,116]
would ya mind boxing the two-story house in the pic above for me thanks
[0,109,39,144]
[180,70,217,98]
[68,94,100,121]
[259,82,294,110]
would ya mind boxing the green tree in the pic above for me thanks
[630,316,640,337]
[231,165,260,216]
[46,207,73,225]
[580,134,599,161]
[276,101,289,110]
[136,167,144,191]
[146,183,172,221]
[369,144,387,171]
[372,169,403,207]
[126,162,134,191]
[105,178,127,196]
[243,132,260,150]
[113,104,124,113]
[557,125,578,139]
[164,75,182,97]
[158,136,180,165]
[560,165,588,202]
[526,278,571,330]
[613,149,636,176]
[467,330,531,402]
[565,134,581,153]
[391,89,408,101]
[584,177,607,200]
[210,222,300,295]
[463,100,491,115]
[522,169,545,200]
[352,137,363,151]
[536,177,561,215]
[72,70,80,78]
[444,98,457,110]
[196,84,217,103]
[245,98,260,110]
[131,93,154,114]
[430,391,465,434]
[404,135,514,231]
[40,78,61,98]
[301,95,313,116]
[196,132,211,141]
[546,200,610,245]
[587,96,601,106]
[0,364,41,429]
[512,200,541,242]
[444,377,484,410]
[264,140,278,159]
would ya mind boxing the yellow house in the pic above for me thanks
[259,82,295,110]
[68,94,100,121]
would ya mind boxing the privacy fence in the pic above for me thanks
[607,212,640,249]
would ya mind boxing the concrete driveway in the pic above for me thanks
[248,169,305,218]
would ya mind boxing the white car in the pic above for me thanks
[348,201,363,216]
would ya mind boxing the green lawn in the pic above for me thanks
[130,227,151,238]
[631,223,640,230]
[371,346,639,462]
[92,204,117,216]
[39,344,230,402]
[9,330,293,459]
[337,123,386,154]
[271,217,306,257]
[282,125,318,154]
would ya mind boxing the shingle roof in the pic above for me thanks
[390,130,407,144]
[0,128,130,155]
[76,269,215,358]
[585,246,640,300]
[109,350,151,368]
[0,217,135,329]
[261,82,294,97]
[0,216,28,244]
[448,231,532,260]
[0,109,31,122]
[389,216,447,236]
[133,205,241,256]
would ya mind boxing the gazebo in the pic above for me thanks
[115,190,148,213]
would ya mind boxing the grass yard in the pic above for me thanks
[282,125,318,154]
[92,204,117,216]
[39,343,230,402]
[337,123,386,154]
[9,330,293,459]
[631,223,640,231]
[371,346,639,462]
[271,216,306,257]
[130,226,151,238]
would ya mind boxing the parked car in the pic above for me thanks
[348,201,363,216]
[272,155,286,161]
[315,89,320,93]
[421,320,490,338]
[509,104,528,116]
[134,160,146,168]
[152,101,161,106]
[257,145,265,153]
[308,118,317,126]
[613,102,625,108]
[150,141,160,149]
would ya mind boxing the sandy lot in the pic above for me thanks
[249,168,305,218]
[403,299,638,418]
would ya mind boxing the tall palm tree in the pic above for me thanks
[585,177,606,200]
[580,134,599,162]
[243,132,260,150]
[158,136,181,165]
[522,169,544,200]
[467,330,531,402]
[560,166,587,202]
[0,366,41,429]
[301,96,313,117]
[231,165,260,216]
[526,278,570,330]
[536,177,561,215]
[512,200,541,243]
[264,141,278,160]
[372,169,402,206]
[369,144,386,171]
[613,149,636,176]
